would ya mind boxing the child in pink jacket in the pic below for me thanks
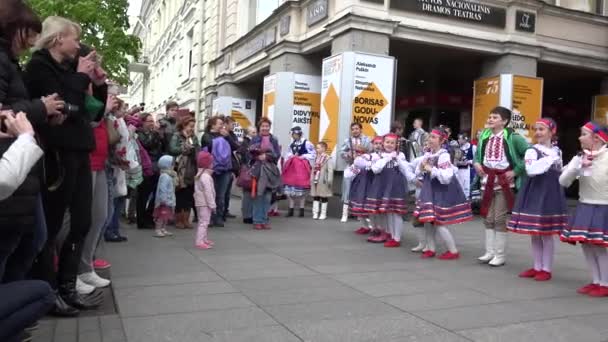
[194,151,216,249]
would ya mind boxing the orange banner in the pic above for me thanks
[511,76,543,143]
[471,76,500,138]
[593,95,608,125]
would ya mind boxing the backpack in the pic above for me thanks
[210,136,232,172]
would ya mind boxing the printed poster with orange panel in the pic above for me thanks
[593,95,608,125]
[471,76,500,139]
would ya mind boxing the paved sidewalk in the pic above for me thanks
[36,205,608,342]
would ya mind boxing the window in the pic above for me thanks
[185,29,194,80]
[548,0,601,14]
[255,0,279,25]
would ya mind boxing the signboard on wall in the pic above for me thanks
[261,73,322,154]
[321,52,396,170]
[471,74,543,143]
[515,10,536,33]
[212,96,256,140]
[391,0,506,28]
[593,95,608,125]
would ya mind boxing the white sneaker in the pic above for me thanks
[76,277,95,295]
[411,243,425,252]
[79,271,111,288]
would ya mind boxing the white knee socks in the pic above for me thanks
[531,235,555,272]
[425,224,437,252]
[299,197,306,209]
[582,244,601,285]
[531,236,543,271]
[389,214,403,242]
[436,226,458,253]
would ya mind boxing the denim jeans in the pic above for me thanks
[241,191,253,219]
[0,280,54,342]
[252,191,272,224]
[105,196,126,238]
[212,172,232,225]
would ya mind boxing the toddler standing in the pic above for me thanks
[153,155,177,237]
[194,151,216,249]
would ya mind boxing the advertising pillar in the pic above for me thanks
[262,72,321,153]
[471,74,543,143]
[212,96,256,140]
[592,95,608,125]
[320,52,396,170]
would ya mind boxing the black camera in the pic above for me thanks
[60,103,79,116]
[0,105,13,133]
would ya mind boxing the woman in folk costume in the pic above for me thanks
[350,136,383,238]
[282,126,315,217]
[415,127,473,259]
[455,133,474,199]
[508,118,567,282]
[310,142,333,220]
[560,122,608,297]
[365,134,415,248]
[340,123,371,222]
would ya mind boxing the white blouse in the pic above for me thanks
[524,144,562,177]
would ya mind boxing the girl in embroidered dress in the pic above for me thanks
[415,127,473,260]
[409,142,430,252]
[310,142,333,220]
[350,136,385,240]
[282,126,315,217]
[560,121,608,297]
[508,118,567,281]
[365,134,415,248]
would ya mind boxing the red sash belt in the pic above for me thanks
[480,166,515,218]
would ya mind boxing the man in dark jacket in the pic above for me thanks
[223,116,241,219]
[159,101,179,154]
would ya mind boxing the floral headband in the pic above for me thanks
[430,129,448,140]
[535,118,557,134]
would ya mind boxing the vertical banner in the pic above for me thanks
[351,54,395,138]
[320,54,343,155]
[471,76,500,138]
[592,95,608,125]
[293,74,321,143]
[230,98,256,139]
[262,74,277,122]
[510,75,543,142]
[471,74,542,143]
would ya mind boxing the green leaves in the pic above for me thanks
[28,0,141,85]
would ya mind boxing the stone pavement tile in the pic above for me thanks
[347,278,454,297]
[32,320,54,342]
[381,289,502,312]
[242,284,367,306]
[52,333,77,342]
[208,325,301,342]
[123,307,278,342]
[217,265,317,281]
[53,318,77,335]
[100,315,127,342]
[196,252,295,267]
[525,295,608,317]
[230,275,343,292]
[466,279,576,301]
[115,281,236,299]
[331,270,430,286]
[415,301,564,331]
[108,248,210,277]
[263,298,403,324]
[119,292,255,317]
[286,313,470,342]
[79,331,102,342]
[458,316,606,342]
[309,261,415,274]
[112,271,223,289]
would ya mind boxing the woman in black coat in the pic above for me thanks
[24,16,106,316]
[0,0,67,288]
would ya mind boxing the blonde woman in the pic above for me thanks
[24,16,105,316]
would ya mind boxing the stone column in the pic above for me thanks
[269,53,321,75]
[331,29,390,55]
[481,54,537,77]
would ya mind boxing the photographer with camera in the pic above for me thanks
[24,16,107,316]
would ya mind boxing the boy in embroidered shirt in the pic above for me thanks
[473,106,528,267]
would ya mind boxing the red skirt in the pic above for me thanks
[153,205,174,221]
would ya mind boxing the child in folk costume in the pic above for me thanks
[415,127,473,259]
[194,151,216,249]
[508,118,567,281]
[560,122,608,297]
[409,144,429,252]
[365,137,391,243]
[349,136,384,239]
[455,133,474,199]
[311,142,333,220]
[340,123,372,222]
[474,106,529,267]
[365,134,415,248]
[282,126,315,217]
[153,155,177,238]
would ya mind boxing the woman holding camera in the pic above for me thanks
[24,16,107,316]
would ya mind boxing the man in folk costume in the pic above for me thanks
[473,106,529,267]
[340,123,371,222]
